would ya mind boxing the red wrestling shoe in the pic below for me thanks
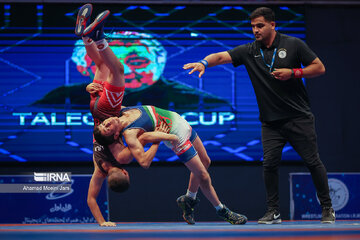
[75,3,93,36]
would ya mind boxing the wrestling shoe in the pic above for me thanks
[176,195,200,225]
[83,10,110,41]
[216,205,247,225]
[258,208,282,224]
[321,207,335,224]
[75,3,93,36]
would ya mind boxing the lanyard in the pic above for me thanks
[260,48,277,72]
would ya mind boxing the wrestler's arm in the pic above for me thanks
[141,120,179,143]
[124,130,160,169]
[108,142,133,164]
[140,131,179,143]
[108,135,161,165]
[109,121,177,164]
[87,160,116,227]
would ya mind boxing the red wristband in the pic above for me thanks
[293,68,303,78]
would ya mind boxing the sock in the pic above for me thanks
[82,37,93,46]
[215,203,224,211]
[185,190,197,200]
[95,39,109,51]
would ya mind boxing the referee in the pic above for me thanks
[183,7,335,224]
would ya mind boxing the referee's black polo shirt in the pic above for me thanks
[228,32,318,122]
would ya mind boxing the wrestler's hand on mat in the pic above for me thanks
[100,221,116,227]
[271,68,292,81]
[183,62,206,78]
[86,83,104,94]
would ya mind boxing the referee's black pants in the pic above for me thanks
[261,114,332,211]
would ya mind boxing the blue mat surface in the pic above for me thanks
[1,221,360,239]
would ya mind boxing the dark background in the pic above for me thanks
[2,2,360,221]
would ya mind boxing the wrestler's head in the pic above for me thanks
[72,31,167,91]
[93,117,124,146]
[107,167,130,193]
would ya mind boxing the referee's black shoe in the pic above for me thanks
[321,207,335,224]
[258,208,282,224]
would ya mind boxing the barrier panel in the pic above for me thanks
[290,173,360,220]
[0,174,108,223]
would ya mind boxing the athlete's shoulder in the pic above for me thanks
[279,33,302,44]
[231,41,257,57]
[232,41,254,51]
[121,106,136,113]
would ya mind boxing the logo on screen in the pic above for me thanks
[34,172,71,182]
[328,178,349,211]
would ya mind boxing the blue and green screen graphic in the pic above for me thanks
[0,4,305,162]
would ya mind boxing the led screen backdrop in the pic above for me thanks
[0,3,305,163]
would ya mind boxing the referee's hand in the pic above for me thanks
[183,62,206,78]
[271,68,292,81]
